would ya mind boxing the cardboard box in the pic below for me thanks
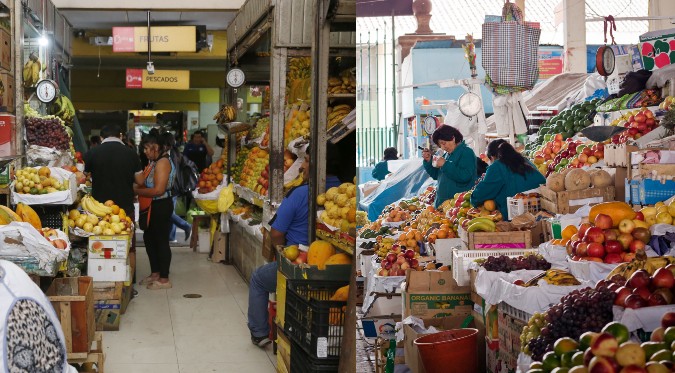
[403,315,480,373]
[459,227,532,250]
[88,235,131,259]
[88,258,128,282]
[211,232,227,263]
[0,73,14,112]
[402,270,472,319]
[639,28,675,71]
[120,284,132,314]
[0,114,14,157]
[539,185,615,214]
[0,30,10,71]
[92,281,123,300]
[498,306,527,372]
[261,227,274,262]
[94,299,121,331]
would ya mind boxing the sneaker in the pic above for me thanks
[251,335,271,348]
[184,229,191,242]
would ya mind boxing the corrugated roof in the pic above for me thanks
[356,0,649,45]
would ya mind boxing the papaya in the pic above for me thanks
[0,205,20,225]
[324,253,352,267]
[589,202,636,228]
[330,285,349,302]
[16,203,42,230]
[307,240,336,270]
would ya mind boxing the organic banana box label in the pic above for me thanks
[89,235,131,260]
[403,270,472,318]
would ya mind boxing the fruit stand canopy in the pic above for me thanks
[359,158,435,221]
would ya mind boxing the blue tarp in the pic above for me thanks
[358,159,436,222]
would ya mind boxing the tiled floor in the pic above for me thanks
[102,244,276,373]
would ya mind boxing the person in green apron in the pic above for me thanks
[371,147,398,181]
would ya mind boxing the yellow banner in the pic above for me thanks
[114,26,196,52]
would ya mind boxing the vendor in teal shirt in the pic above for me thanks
[372,147,398,181]
[422,125,477,208]
[471,139,545,218]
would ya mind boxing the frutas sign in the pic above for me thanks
[113,26,196,52]
[126,69,190,90]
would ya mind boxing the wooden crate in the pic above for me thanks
[68,332,105,373]
[46,276,96,358]
[92,281,123,300]
[539,186,615,214]
[460,227,532,250]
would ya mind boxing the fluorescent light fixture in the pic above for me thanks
[39,35,48,46]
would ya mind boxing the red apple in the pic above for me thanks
[594,214,614,230]
[649,293,668,306]
[632,286,652,301]
[585,227,605,244]
[628,270,651,289]
[605,240,623,254]
[604,253,623,264]
[615,286,633,307]
[603,229,620,241]
[629,239,646,253]
[578,223,592,239]
[654,288,674,304]
[652,268,675,289]
[577,242,589,257]
[666,264,675,278]
[634,211,645,221]
[589,356,619,373]
[624,294,648,309]
[588,242,606,258]
[632,228,651,244]
[635,113,646,123]
[661,312,675,328]
[386,253,397,263]
[617,233,634,250]
[513,279,525,286]
[396,256,407,265]
[583,147,593,156]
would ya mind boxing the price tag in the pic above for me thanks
[316,337,328,358]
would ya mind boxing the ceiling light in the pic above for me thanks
[39,35,48,46]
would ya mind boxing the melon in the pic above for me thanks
[324,253,352,266]
[590,169,613,188]
[589,202,636,228]
[546,173,566,192]
[564,169,591,191]
[307,240,336,269]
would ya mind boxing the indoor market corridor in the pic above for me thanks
[102,245,276,373]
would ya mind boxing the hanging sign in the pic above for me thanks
[126,69,190,90]
[113,26,196,53]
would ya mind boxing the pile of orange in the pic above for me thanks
[397,227,423,252]
[197,159,225,194]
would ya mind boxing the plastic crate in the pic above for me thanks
[451,248,538,287]
[284,280,347,359]
[506,197,540,220]
[625,179,641,204]
[290,340,339,373]
[639,179,675,205]
[32,205,67,230]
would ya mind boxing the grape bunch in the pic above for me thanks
[525,285,615,361]
[25,115,71,150]
[249,117,269,139]
[481,254,551,273]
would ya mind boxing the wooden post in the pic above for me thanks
[563,0,587,73]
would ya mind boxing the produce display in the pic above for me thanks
[327,104,353,130]
[238,147,269,196]
[317,182,357,232]
[231,147,251,184]
[281,241,351,269]
[22,52,41,87]
[14,167,69,194]
[70,196,133,235]
[480,254,551,273]
[612,262,675,309]
[287,57,312,103]
[531,100,599,144]
[285,106,310,145]
[609,108,660,144]
[249,116,269,142]
[197,159,225,194]
[213,104,237,123]
[376,247,423,276]
[25,111,73,152]
[327,68,356,95]
[47,95,76,126]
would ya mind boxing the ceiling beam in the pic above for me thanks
[51,0,246,10]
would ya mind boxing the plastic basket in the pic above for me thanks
[625,179,640,204]
[498,302,533,324]
[290,340,339,373]
[451,248,538,287]
[639,179,675,205]
[506,197,540,220]
[284,280,348,359]
[32,205,67,230]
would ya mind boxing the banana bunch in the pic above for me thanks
[607,252,675,279]
[284,174,303,189]
[466,217,496,233]
[542,269,581,286]
[48,95,76,126]
[327,68,356,95]
[327,104,353,129]
[22,52,41,88]
[376,237,395,258]
[288,57,311,80]
[81,195,113,218]
[213,105,237,123]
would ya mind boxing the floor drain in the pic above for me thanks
[183,294,202,298]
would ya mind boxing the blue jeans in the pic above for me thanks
[247,261,278,338]
[169,196,191,241]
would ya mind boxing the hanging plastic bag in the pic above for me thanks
[218,184,234,213]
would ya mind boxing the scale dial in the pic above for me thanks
[36,79,59,103]
[596,46,615,76]
[423,116,439,134]
[226,68,246,88]
[458,92,482,117]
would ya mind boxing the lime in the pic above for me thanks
[641,342,667,359]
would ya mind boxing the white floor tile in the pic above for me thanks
[105,363,180,373]
[178,360,275,373]
[174,333,272,364]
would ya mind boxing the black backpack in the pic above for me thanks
[170,147,199,196]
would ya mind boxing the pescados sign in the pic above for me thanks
[126,69,190,90]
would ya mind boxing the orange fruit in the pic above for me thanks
[561,225,579,241]
[437,230,448,239]
[427,234,437,244]
[484,200,496,212]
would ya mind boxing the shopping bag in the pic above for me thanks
[482,2,541,91]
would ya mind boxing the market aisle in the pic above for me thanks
[102,245,276,373]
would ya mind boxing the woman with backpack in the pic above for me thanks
[160,133,192,243]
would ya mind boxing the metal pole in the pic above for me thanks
[392,12,398,148]
[367,31,371,129]
[382,22,387,135]
[375,29,378,128]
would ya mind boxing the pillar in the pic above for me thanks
[563,0,587,73]
[648,0,675,32]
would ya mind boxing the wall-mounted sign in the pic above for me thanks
[538,50,564,79]
[113,26,196,53]
[126,69,190,90]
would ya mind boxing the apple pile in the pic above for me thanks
[528,312,675,373]
[376,249,422,276]
[610,108,659,145]
[659,96,674,111]
[568,214,652,264]
[532,137,606,177]
[614,266,675,309]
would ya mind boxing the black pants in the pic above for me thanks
[143,198,174,278]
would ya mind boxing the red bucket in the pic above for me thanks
[413,328,478,373]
